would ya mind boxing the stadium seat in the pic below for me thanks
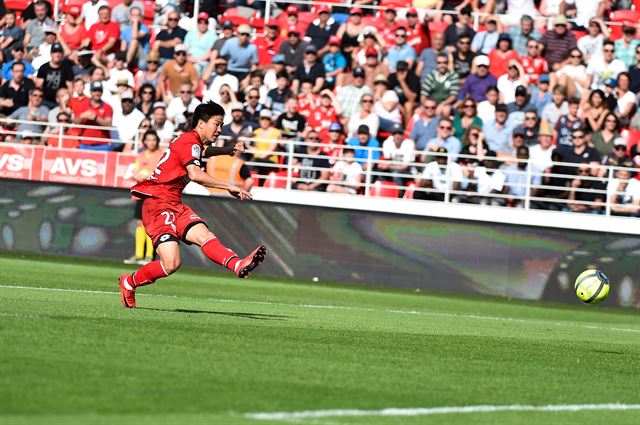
[610,10,640,23]
[379,0,412,9]
[371,181,400,198]
[5,0,29,11]
[263,171,288,189]
[251,17,265,33]
[428,21,448,37]
[223,15,251,27]
[403,183,416,200]
[250,170,260,187]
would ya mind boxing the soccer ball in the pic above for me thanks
[575,270,610,304]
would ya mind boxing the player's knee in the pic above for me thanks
[161,258,181,275]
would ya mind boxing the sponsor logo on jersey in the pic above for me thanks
[192,145,201,159]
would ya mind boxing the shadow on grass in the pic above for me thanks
[138,306,293,321]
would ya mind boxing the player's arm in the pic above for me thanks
[186,164,251,200]
[202,141,245,158]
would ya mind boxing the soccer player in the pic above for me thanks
[118,101,266,308]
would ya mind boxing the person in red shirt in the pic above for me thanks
[519,39,548,85]
[307,90,340,141]
[254,22,282,67]
[379,8,398,51]
[73,81,113,150]
[119,101,266,308]
[406,8,431,55]
[296,80,320,118]
[488,33,519,78]
[88,5,120,60]
[59,5,89,51]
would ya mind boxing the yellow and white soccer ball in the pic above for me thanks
[575,270,610,304]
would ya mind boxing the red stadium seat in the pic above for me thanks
[428,21,448,37]
[251,17,265,33]
[608,24,624,41]
[250,170,260,187]
[371,181,400,198]
[610,10,640,23]
[5,0,30,11]
[403,183,416,199]
[263,171,288,189]
[379,0,412,8]
[223,15,250,27]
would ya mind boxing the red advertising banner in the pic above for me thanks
[0,143,137,190]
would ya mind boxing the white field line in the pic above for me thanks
[1,284,639,334]
[244,403,640,420]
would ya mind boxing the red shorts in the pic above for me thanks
[141,198,207,247]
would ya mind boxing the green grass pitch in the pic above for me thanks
[1,252,639,425]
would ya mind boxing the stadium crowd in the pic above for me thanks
[0,0,639,215]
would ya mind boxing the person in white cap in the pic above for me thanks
[218,24,258,82]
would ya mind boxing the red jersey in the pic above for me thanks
[76,100,113,145]
[407,23,430,54]
[88,21,120,54]
[131,131,203,203]
[254,36,283,67]
[307,106,337,140]
[297,93,320,118]
[488,49,519,78]
[381,23,397,51]
[60,24,88,50]
[520,55,548,85]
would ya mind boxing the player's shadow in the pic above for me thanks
[138,306,292,321]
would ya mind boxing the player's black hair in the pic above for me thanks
[192,101,225,127]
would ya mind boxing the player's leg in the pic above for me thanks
[184,222,266,278]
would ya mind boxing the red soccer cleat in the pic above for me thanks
[118,273,136,308]
[235,245,267,278]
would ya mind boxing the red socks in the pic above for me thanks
[131,260,169,288]
[201,238,240,271]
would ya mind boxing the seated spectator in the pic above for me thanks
[279,26,308,74]
[607,165,640,217]
[294,133,331,191]
[557,127,601,181]
[73,82,113,150]
[352,28,384,68]
[276,97,306,140]
[280,5,305,38]
[424,118,462,161]
[206,138,254,194]
[498,61,527,105]
[291,45,325,94]
[307,90,340,141]
[7,87,49,142]
[519,40,548,87]
[565,161,607,213]
[577,18,607,62]
[150,102,175,145]
[326,148,364,195]
[477,85,499,125]
[515,109,540,146]
[614,25,640,68]
[254,22,283,68]
[541,15,577,72]
[378,123,415,187]
[529,121,555,172]
[159,44,198,101]
[24,1,55,53]
[46,88,71,131]
[488,34,519,79]
[136,83,156,118]
[165,83,199,126]
[385,26,416,72]
[587,40,626,91]
[554,48,588,100]
[0,11,24,63]
[457,55,497,104]
[31,27,62,72]
[555,97,583,150]
[0,62,35,116]
[265,72,292,116]
[410,97,440,151]
[88,6,120,61]
[443,6,475,50]
[263,55,287,91]
[417,33,445,80]
[453,98,483,141]
[45,111,78,148]
[498,126,527,163]
[335,8,365,62]
[507,87,534,131]
[250,109,282,176]
[541,84,569,127]
[128,118,151,153]
[202,57,239,104]
[222,102,254,140]
[387,61,420,123]
[35,43,74,109]
[347,94,379,138]
[508,15,541,57]
[346,125,381,168]
[533,150,569,211]
[296,80,320,119]
[450,33,475,82]
[467,156,507,206]
[2,44,35,81]
[336,67,372,124]
[483,103,513,153]
[305,4,338,55]
[503,146,542,207]
[219,24,259,82]
[601,137,632,171]
[582,89,608,134]
[153,10,186,63]
[630,46,640,94]
[113,90,145,151]
[58,6,88,53]
[471,16,500,55]
[185,12,217,75]
[415,147,464,202]
[405,8,429,55]
[374,90,402,132]
[106,52,135,94]
[421,53,460,116]
[614,72,636,128]
[324,122,346,158]
[323,36,347,90]
[360,46,389,89]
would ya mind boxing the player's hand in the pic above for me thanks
[233,141,245,155]
[228,185,252,200]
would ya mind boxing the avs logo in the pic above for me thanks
[0,154,27,171]
[49,158,99,177]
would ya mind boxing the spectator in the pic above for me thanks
[387,61,420,123]
[555,97,583,150]
[453,98,483,140]
[346,124,381,168]
[276,97,306,140]
[183,12,216,76]
[279,26,308,74]
[206,138,254,194]
[2,44,35,81]
[106,51,134,94]
[554,48,589,100]
[415,147,464,201]
[630,45,640,94]
[498,61,527,105]
[222,102,253,140]
[468,156,507,205]
[425,118,462,161]
[591,113,620,156]
[134,51,162,98]
[405,8,430,55]
[323,36,347,90]
[360,46,389,89]
[583,89,608,134]
[88,5,120,60]
[336,67,373,122]
[23,1,55,52]
[217,84,238,122]
[305,4,338,55]
[263,54,286,91]
[417,32,446,79]
[517,109,540,146]
[82,0,108,31]
[614,25,640,68]
[587,40,626,91]
[244,87,265,127]
[250,109,281,174]
[557,128,601,182]
[113,90,145,151]
[296,80,320,119]
[519,40,548,86]
[73,82,113,150]
[202,57,239,104]
[347,94,379,138]
[529,121,555,172]
[154,10,186,62]
[31,25,59,71]
[488,33,519,79]
[578,18,607,62]
[458,125,491,170]
[421,53,460,115]
[211,21,235,61]
[601,137,632,170]
[410,97,440,151]
[506,86,533,128]
[219,24,258,82]
[0,11,24,62]
[483,103,512,153]
[541,84,569,127]
[159,44,198,101]
[166,82,200,126]
[7,87,49,141]
[503,146,542,207]
[291,45,325,94]
[541,15,577,71]
[45,111,77,148]
[46,87,71,130]
[379,122,415,187]
[529,74,553,116]
[294,132,331,191]
[602,77,618,111]
[607,165,640,217]
[326,148,364,195]
[450,33,475,81]
[385,26,416,72]
[614,72,636,127]
[565,161,605,213]
[136,83,156,118]
[457,55,497,103]
[379,8,399,50]
[254,22,282,67]
[374,90,402,132]
[508,14,540,57]
[0,62,35,115]
[34,43,74,109]
[150,102,175,144]
[471,16,500,55]
[335,8,365,61]
[59,6,88,52]
[111,0,144,27]
[477,85,499,125]
[265,72,292,116]
[352,28,384,68]
[307,90,340,140]
[443,6,475,50]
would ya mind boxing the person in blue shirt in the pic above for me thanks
[424,118,462,161]
[483,103,514,153]
[1,45,35,81]
[322,36,347,89]
[384,26,416,72]
[529,74,553,116]
[219,24,259,81]
[410,97,440,151]
[346,124,380,168]
[120,7,150,69]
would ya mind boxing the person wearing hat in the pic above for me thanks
[335,7,366,57]
[379,122,416,187]
[307,89,339,140]
[0,61,36,116]
[529,120,555,172]
[23,1,55,51]
[359,46,389,88]
[182,12,216,75]
[159,43,198,101]
[278,25,309,74]
[72,81,114,150]
[88,5,121,60]
[586,40,626,91]
[305,4,338,57]
[601,137,632,170]
[113,90,146,150]
[405,7,430,55]
[471,16,500,55]
[35,42,74,108]
[218,24,258,81]
[498,61,527,105]
[457,55,498,104]
[507,15,541,57]
[254,21,283,67]
[281,5,304,37]
[336,67,373,121]
[384,25,417,73]
[487,33,518,78]
[528,73,552,114]
[346,124,381,168]
[379,8,398,49]
[322,35,347,89]
[291,44,325,94]
[153,10,187,61]
[0,11,25,63]
[541,14,577,70]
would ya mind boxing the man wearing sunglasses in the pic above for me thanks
[159,44,198,101]
[219,24,259,82]
[7,87,49,141]
[154,10,186,62]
